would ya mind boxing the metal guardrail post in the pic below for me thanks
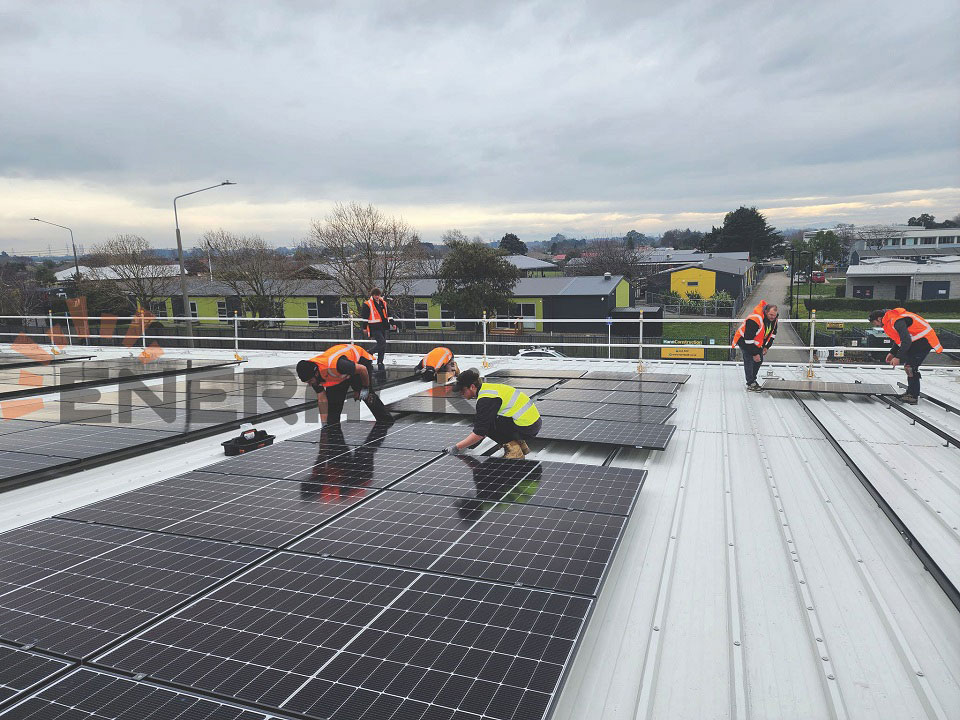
[234,312,239,351]
[482,311,489,368]
[637,310,644,372]
[808,309,816,364]
[47,310,54,350]
[64,313,73,346]
[607,319,611,359]
[140,312,146,348]
[349,310,354,344]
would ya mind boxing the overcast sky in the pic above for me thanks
[1,0,958,254]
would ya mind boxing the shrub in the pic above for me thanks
[804,297,960,313]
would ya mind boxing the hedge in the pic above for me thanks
[803,297,960,313]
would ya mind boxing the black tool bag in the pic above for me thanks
[221,428,275,456]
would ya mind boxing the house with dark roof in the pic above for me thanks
[503,255,560,277]
[652,257,757,299]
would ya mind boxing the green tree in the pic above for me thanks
[713,206,780,260]
[661,228,704,250]
[434,238,520,327]
[810,230,843,263]
[34,260,57,285]
[499,233,527,255]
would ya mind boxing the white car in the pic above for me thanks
[516,347,568,359]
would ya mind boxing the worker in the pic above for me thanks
[444,368,541,459]
[869,308,943,404]
[359,288,394,373]
[295,343,393,425]
[414,346,459,382]
[732,301,778,391]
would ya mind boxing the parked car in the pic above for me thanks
[811,271,825,283]
[517,347,568,359]
[795,272,808,283]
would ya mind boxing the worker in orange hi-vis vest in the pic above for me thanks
[870,308,943,405]
[731,301,778,392]
[295,344,393,425]
[414,347,459,381]
[359,288,396,372]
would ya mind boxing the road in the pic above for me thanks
[738,270,808,362]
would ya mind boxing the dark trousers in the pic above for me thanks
[902,343,932,396]
[741,347,762,384]
[323,364,392,424]
[485,416,542,445]
[369,325,387,365]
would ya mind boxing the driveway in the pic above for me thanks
[738,270,808,362]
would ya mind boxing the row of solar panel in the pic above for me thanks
[488,368,690,383]
[0,422,645,719]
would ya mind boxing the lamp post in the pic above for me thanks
[173,181,235,346]
[31,217,80,279]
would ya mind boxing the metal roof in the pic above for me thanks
[407,275,625,297]
[505,255,558,270]
[848,258,960,277]
[2,348,959,719]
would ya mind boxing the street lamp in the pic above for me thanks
[31,217,80,279]
[173,181,236,346]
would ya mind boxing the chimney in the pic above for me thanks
[604,272,611,280]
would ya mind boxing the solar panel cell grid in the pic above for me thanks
[582,370,690,383]
[0,645,70,705]
[559,378,679,393]
[539,387,676,406]
[97,554,592,720]
[0,452,72,482]
[286,420,404,446]
[532,400,675,424]
[0,669,278,720]
[488,369,585,379]
[0,419,55,437]
[0,424,175,459]
[0,519,268,658]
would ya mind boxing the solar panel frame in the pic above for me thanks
[0,644,71,706]
[95,553,594,720]
[0,424,177,459]
[0,452,73,483]
[0,419,57,437]
[488,368,585,379]
[581,370,691,383]
[532,399,676,424]
[0,669,280,720]
[535,416,677,449]
[0,519,269,659]
[538,387,676,406]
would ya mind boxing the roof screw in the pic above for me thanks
[827,674,836,680]
[822,656,829,661]
[653,626,660,631]
[728,542,734,547]
[857,559,863,563]
[733,640,741,646]
[799,580,806,584]
[917,671,924,677]
[807,606,813,610]
[816,637,823,642]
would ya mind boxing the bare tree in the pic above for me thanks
[408,238,445,278]
[87,234,176,312]
[565,239,652,280]
[305,202,422,311]
[0,265,45,316]
[203,229,306,323]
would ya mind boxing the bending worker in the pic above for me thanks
[296,343,393,425]
[414,346,460,382]
[732,300,778,391]
[869,308,942,404]
[444,368,541,459]
[359,288,394,372]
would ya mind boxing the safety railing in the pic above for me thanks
[2,311,959,365]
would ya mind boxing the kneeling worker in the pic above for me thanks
[414,346,460,382]
[444,368,541,459]
[732,300,778,391]
[296,344,393,425]
[869,308,942,404]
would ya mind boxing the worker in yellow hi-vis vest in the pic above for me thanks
[444,368,541,459]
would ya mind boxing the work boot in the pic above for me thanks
[377,362,386,373]
[896,393,918,405]
[503,441,525,459]
[518,439,531,455]
[746,382,763,392]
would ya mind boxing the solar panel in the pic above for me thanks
[394,456,647,516]
[0,419,55,437]
[0,451,74,483]
[0,669,279,719]
[0,519,268,659]
[558,378,680,393]
[761,379,898,395]
[488,368,585,379]
[286,420,403,446]
[0,644,70,705]
[73,407,242,432]
[375,423,473,451]
[0,423,175,459]
[97,553,592,720]
[539,387,676,406]
[532,399,676,424]
[199,441,352,479]
[536,417,676,449]
[388,396,476,415]
[582,370,691,383]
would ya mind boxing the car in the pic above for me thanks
[795,273,808,283]
[516,347,568,359]
[811,271,825,283]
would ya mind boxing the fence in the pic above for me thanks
[3,310,959,367]
[644,293,740,317]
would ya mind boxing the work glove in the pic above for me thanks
[358,387,370,402]
[444,445,462,455]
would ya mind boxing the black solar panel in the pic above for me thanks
[199,441,354,479]
[488,368,585,379]
[58,471,377,548]
[0,451,72,482]
[559,378,679,393]
[0,419,54,437]
[286,420,402,446]
[0,669,278,719]
[0,645,70,705]
[97,553,592,720]
[537,417,676,449]
[0,519,268,658]
[532,399,676,424]
[539,387,676,406]
[394,456,647,516]
[74,407,242,432]
[582,370,690,383]
[388,396,476,415]
[0,423,175,459]
[376,424,473,451]
[291,489,625,594]
[761,379,897,395]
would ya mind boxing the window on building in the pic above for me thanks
[217,300,228,322]
[939,236,959,245]
[852,285,874,299]
[414,302,429,328]
[188,301,198,320]
[511,302,537,330]
[921,237,936,245]
[339,302,349,319]
[307,301,320,325]
[904,237,917,246]
[686,280,699,287]
[149,301,167,319]
[890,238,902,246]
